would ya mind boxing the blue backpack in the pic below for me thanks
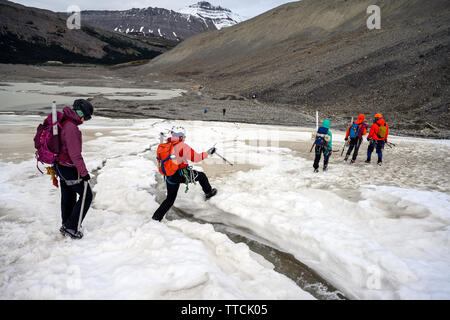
[349,122,360,139]
[315,127,329,147]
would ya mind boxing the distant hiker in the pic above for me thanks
[366,113,389,165]
[152,125,217,222]
[313,119,333,172]
[55,99,94,239]
[344,114,368,163]
[223,108,226,116]
[204,108,208,114]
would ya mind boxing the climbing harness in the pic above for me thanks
[165,166,197,193]
[181,166,197,193]
[55,164,82,186]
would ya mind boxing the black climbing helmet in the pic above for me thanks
[73,99,94,121]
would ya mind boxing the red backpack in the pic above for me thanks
[156,142,179,176]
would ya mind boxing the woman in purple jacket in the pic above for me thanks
[56,99,94,239]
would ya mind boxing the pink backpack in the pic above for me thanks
[34,112,65,173]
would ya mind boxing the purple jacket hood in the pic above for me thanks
[63,106,83,125]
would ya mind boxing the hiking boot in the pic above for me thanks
[59,225,66,235]
[344,156,348,161]
[313,168,319,173]
[62,227,83,239]
[377,159,382,166]
[365,159,371,163]
[323,166,328,172]
[350,159,355,164]
[205,188,217,200]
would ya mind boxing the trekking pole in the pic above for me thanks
[77,181,89,233]
[214,151,233,166]
[309,141,315,153]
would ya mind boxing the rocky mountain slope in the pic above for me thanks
[141,0,450,136]
[80,7,216,41]
[178,1,244,30]
[0,0,177,64]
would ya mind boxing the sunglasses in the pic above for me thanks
[75,109,91,121]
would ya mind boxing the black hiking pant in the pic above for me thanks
[346,138,362,161]
[152,169,212,222]
[313,146,331,170]
[56,164,93,230]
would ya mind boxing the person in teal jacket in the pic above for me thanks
[313,119,333,172]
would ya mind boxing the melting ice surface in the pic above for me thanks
[0,115,312,300]
[0,114,449,299]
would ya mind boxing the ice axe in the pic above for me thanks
[77,181,89,233]
[386,141,396,148]
[341,140,349,156]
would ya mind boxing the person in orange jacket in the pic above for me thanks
[366,113,389,165]
[152,125,217,222]
[344,114,368,163]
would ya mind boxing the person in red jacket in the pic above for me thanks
[55,99,94,239]
[344,114,368,163]
[366,113,389,165]
[152,126,217,222]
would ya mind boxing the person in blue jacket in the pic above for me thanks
[313,119,333,172]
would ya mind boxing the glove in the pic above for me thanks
[344,138,348,141]
[207,147,216,155]
[81,174,91,181]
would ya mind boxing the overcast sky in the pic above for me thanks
[11,0,297,18]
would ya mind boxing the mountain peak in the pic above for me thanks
[179,2,244,30]
[191,1,231,13]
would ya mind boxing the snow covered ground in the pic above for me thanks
[1,115,449,299]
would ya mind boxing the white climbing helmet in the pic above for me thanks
[170,125,186,139]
